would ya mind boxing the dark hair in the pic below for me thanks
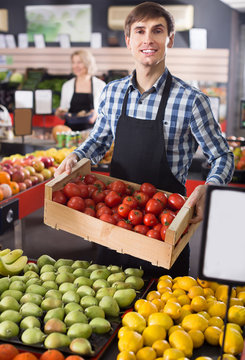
[125,2,175,37]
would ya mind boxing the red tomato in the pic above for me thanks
[160,224,169,241]
[168,193,185,210]
[122,196,138,209]
[93,179,106,190]
[153,223,162,232]
[125,185,134,195]
[84,207,96,217]
[104,189,111,196]
[83,174,97,184]
[52,190,67,205]
[92,189,106,204]
[133,191,149,208]
[140,182,157,197]
[110,180,127,195]
[134,224,150,235]
[99,213,116,225]
[113,212,124,223]
[76,183,89,198]
[67,196,85,212]
[117,220,133,230]
[111,206,119,214]
[96,202,106,210]
[87,184,97,197]
[96,206,112,218]
[84,198,96,210]
[143,213,158,227]
[153,191,168,208]
[63,183,81,198]
[160,211,175,226]
[117,203,131,218]
[145,198,163,215]
[128,209,143,226]
[146,229,161,240]
[105,191,122,207]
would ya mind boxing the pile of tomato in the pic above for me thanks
[52,174,186,241]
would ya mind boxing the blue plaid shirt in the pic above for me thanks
[74,67,234,185]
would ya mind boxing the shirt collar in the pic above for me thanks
[129,67,169,93]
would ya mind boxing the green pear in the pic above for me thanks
[74,276,93,287]
[113,288,136,308]
[23,263,39,274]
[69,338,93,356]
[20,302,43,318]
[10,275,27,283]
[44,318,66,334]
[42,281,58,291]
[40,271,56,282]
[45,289,63,300]
[40,264,55,274]
[58,282,76,294]
[95,287,116,301]
[20,316,41,330]
[89,317,111,334]
[87,264,107,271]
[77,285,95,298]
[85,305,105,319]
[124,267,144,277]
[107,272,126,284]
[54,258,73,269]
[107,265,122,273]
[125,276,144,290]
[64,302,83,314]
[24,270,39,279]
[99,296,120,317]
[26,284,47,296]
[41,297,63,311]
[80,295,98,309]
[37,254,56,269]
[9,280,26,292]
[92,279,110,291]
[57,265,74,273]
[62,290,80,304]
[90,268,111,281]
[0,309,22,323]
[0,320,19,338]
[67,323,92,339]
[44,308,65,323]
[20,293,42,306]
[0,296,20,311]
[72,260,90,269]
[1,289,23,302]
[64,310,88,326]
[73,268,92,278]
[44,332,70,349]
[112,281,132,290]
[0,277,10,294]
[25,278,42,287]
[55,272,75,285]
[21,327,46,345]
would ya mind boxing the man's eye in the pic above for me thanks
[154,29,163,34]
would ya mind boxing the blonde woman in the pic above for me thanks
[55,49,106,130]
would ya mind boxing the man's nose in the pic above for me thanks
[143,31,153,43]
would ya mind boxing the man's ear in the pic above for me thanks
[125,34,131,50]
[167,33,175,48]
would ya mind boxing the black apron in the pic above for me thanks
[95,72,190,278]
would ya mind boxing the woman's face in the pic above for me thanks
[71,54,88,77]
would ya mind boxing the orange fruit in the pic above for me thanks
[40,349,65,360]
[0,171,11,184]
[65,357,86,360]
[0,188,3,201]
[9,181,20,195]
[13,353,38,360]
[0,343,19,360]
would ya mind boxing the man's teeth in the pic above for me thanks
[142,50,155,53]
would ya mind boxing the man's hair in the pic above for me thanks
[125,2,175,37]
[71,49,97,75]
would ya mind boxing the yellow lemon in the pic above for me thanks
[190,296,207,312]
[136,346,157,360]
[118,326,131,338]
[188,286,204,299]
[204,325,222,346]
[152,298,166,311]
[173,276,181,283]
[159,275,173,282]
[203,287,214,298]
[152,339,170,357]
[118,330,144,353]
[181,313,208,332]
[174,308,192,325]
[142,325,166,346]
[217,354,238,360]
[215,285,236,302]
[178,295,191,306]
[219,327,244,355]
[169,330,193,358]
[206,295,217,304]
[146,291,161,301]
[167,297,179,304]
[172,282,181,290]
[208,316,224,329]
[224,322,243,334]
[182,304,192,312]
[195,357,213,360]
[117,351,136,360]
[148,312,174,331]
[188,329,204,348]
[161,291,175,302]
[196,278,211,288]
[237,291,245,305]
[137,301,158,320]
[236,286,245,294]
[168,325,184,336]
[164,301,181,320]
[198,311,210,320]
[228,305,245,326]
[135,299,148,312]
[177,276,197,291]
[122,311,146,333]
[207,301,226,319]
[229,297,243,307]
[172,289,186,298]
[157,279,173,292]
[163,348,185,360]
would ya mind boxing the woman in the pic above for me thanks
[55,49,106,131]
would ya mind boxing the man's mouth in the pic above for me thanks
[141,49,156,54]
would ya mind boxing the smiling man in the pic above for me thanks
[55,2,234,277]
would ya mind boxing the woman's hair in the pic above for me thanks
[124,2,175,37]
[71,49,97,75]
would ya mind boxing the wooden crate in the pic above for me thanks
[44,159,200,269]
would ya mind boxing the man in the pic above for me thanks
[55,2,234,277]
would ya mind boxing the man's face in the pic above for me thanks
[125,17,174,69]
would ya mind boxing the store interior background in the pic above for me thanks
[0,0,245,278]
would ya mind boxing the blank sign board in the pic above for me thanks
[199,185,245,285]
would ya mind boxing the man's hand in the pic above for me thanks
[185,184,209,224]
[54,153,79,178]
